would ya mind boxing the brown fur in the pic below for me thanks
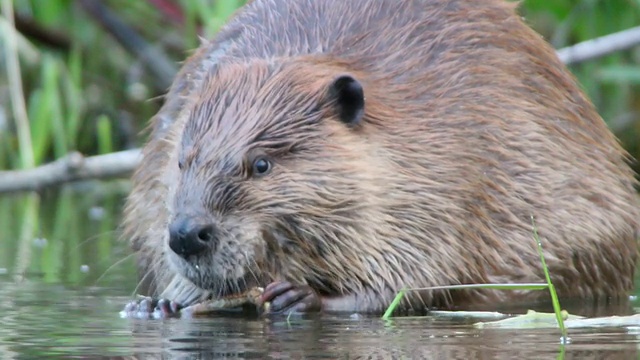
[122,0,640,313]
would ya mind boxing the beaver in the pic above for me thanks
[121,0,640,317]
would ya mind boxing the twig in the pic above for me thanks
[557,25,640,65]
[14,12,71,51]
[77,0,177,91]
[0,149,141,194]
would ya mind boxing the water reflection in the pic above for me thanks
[0,184,135,289]
[0,186,639,359]
[127,315,640,359]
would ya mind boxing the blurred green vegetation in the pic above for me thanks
[1,0,639,171]
[1,0,248,170]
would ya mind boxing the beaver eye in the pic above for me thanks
[252,157,272,176]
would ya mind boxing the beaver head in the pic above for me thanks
[166,58,382,298]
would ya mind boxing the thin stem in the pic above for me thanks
[1,0,35,168]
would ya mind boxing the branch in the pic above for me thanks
[13,12,71,51]
[77,0,177,91]
[0,149,141,194]
[556,25,640,65]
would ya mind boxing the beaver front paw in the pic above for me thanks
[120,296,183,319]
[259,281,322,315]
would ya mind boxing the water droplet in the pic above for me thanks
[89,207,105,220]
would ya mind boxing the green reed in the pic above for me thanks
[531,217,567,338]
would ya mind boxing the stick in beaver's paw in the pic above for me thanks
[179,287,266,318]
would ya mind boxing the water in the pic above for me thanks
[1,186,640,359]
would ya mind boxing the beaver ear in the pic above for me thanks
[328,74,365,127]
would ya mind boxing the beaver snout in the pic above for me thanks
[168,219,218,258]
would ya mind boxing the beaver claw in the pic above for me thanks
[120,296,183,319]
[259,281,322,315]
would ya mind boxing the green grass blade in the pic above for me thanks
[531,216,567,339]
[96,114,114,154]
[27,88,51,165]
[402,283,549,291]
[382,289,405,320]
[62,44,83,147]
[42,57,68,159]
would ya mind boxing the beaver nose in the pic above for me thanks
[168,220,218,258]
